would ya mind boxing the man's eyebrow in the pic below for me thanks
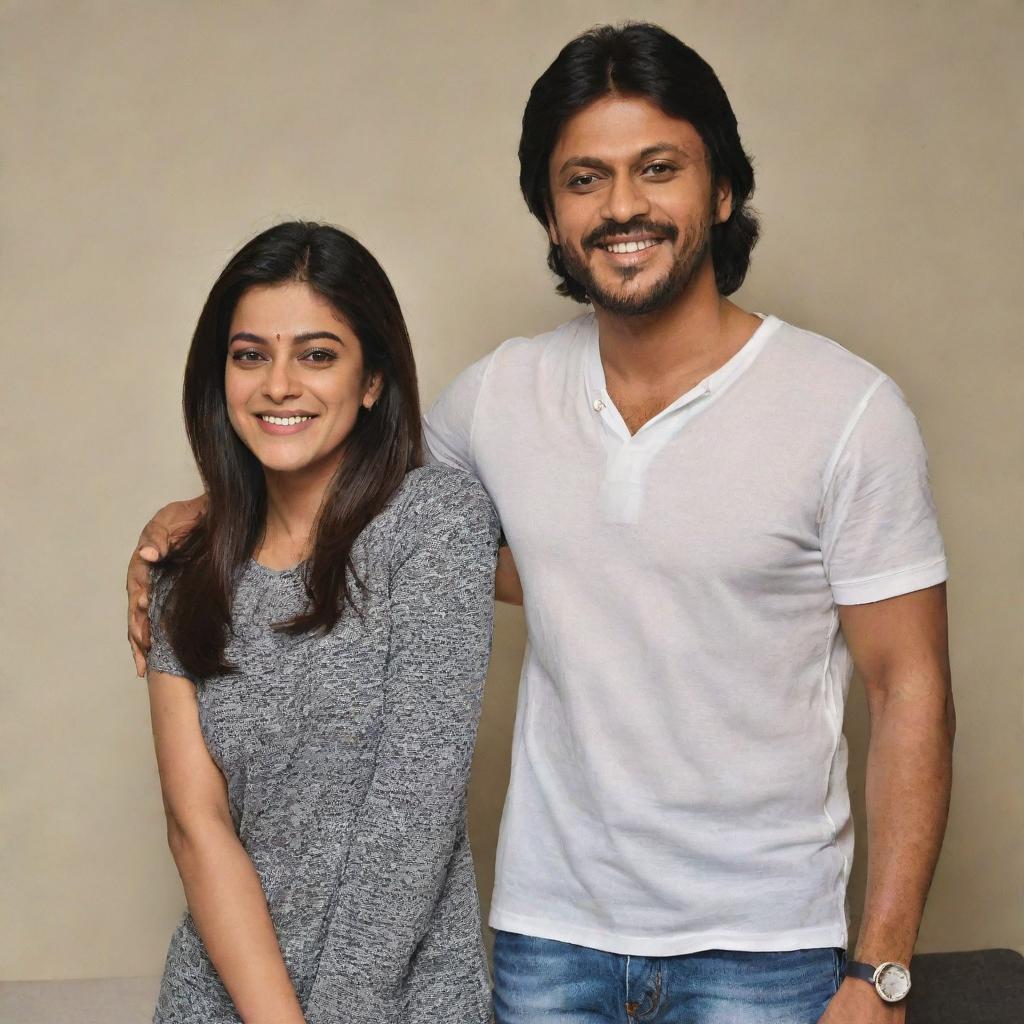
[557,143,694,178]
[228,331,344,345]
[638,143,691,161]
[557,155,614,177]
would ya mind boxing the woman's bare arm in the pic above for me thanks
[147,668,304,1024]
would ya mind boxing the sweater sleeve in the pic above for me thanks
[304,470,498,1024]
[147,568,196,682]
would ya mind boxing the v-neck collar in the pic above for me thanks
[582,313,780,443]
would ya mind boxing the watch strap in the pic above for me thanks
[845,960,877,984]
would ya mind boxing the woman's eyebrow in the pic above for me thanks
[227,331,344,345]
[293,331,344,345]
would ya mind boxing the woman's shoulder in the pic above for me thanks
[395,462,492,511]
[384,464,498,551]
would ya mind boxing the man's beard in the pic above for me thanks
[559,213,712,316]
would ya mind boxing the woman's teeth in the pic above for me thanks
[604,239,660,254]
[260,415,313,426]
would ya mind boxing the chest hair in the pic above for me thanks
[610,375,707,434]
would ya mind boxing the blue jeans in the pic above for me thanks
[492,931,845,1024]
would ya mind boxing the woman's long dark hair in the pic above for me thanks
[157,222,422,678]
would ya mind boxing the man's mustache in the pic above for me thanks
[582,219,679,250]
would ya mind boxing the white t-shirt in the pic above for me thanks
[424,312,947,956]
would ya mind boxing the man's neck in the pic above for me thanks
[595,274,756,384]
[593,269,763,434]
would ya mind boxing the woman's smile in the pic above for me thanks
[255,412,319,436]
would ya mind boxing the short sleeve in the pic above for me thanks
[147,568,195,680]
[820,375,948,605]
[422,352,493,473]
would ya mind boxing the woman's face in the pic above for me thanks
[224,281,381,479]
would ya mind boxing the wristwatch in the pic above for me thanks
[846,959,912,1003]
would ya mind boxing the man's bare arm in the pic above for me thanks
[495,545,524,605]
[132,498,521,671]
[819,583,954,1023]
[126,495,206,676]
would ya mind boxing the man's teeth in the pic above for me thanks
[604,239,660,254]
[261,415,313,426]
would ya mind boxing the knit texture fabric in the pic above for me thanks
[147,465,499,1024]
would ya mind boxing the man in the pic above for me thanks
[128,23,954,1024]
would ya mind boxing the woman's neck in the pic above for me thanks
[256,461,337,569]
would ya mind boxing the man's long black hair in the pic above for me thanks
[519,22,760,301]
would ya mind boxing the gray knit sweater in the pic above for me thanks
[147,465,498,1024]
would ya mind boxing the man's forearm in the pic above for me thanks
[855,673,955,964]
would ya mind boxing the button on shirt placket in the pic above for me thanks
[589,369,713,526]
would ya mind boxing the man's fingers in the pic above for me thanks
[137,519,175,561]
[130,634,148,678]
[130,605,151,650]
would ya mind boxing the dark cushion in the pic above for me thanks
[906,949,1024,1023]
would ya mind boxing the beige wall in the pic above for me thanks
[2,0,1021,981]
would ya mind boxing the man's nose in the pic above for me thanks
[600,172,651,225]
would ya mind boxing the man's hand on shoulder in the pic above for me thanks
[819,978,905,1024]
[127,495,207,677]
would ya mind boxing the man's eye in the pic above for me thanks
[643,162,675,176]
[567,174,598,188]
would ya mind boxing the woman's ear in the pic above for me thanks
[362,372,384,410]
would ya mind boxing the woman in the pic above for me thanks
[144,221,497,1024]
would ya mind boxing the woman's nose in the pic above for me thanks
[263,357,301,402]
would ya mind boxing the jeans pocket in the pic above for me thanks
[832,948,847,993]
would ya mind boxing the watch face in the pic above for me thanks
[875,962,911,1002]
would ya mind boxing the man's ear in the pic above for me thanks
[714,179,733,224]
[545,202,560,247]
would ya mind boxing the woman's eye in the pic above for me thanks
[231,349,265,363]
[303,349,336,364]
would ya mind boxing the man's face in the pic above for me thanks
[546,95,732,315]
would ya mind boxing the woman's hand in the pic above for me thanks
[127,495,207,676]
